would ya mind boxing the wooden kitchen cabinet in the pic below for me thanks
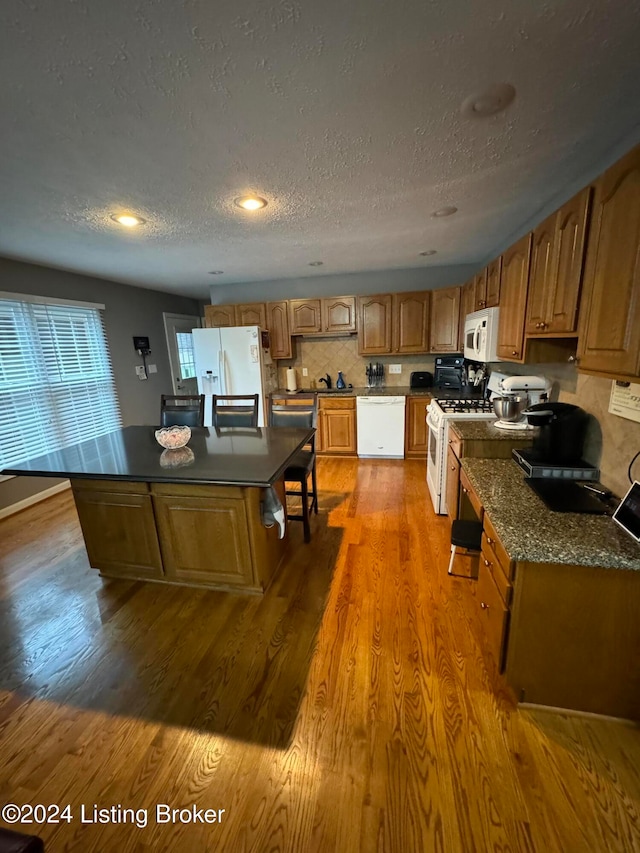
[267,301,292,359]
[526,187,591,336]
[430,286,461,353]
[405,395,431,457]
[485,256,502,307]
[317,396,357,455]
[322,296,357,333]
[578,143,640,379]
[357,294,393,354]
[235,302,267,328]
[204,305,236,328]
[474,268,488,310]
[496,233,532,361]
[290,299,322,335]
[72,480,164,580]
[392,291,430,353]
[358,292,431,355]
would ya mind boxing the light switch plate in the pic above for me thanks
[302,368,308,376]
[148,363,157,374]
[389,364,402,374]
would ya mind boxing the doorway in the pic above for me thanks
[163,313,202,395]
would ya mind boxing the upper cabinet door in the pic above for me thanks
[429,287,461,353]
[486,257,502,307]
[526,213,556,334]
[289,299,322,334]
[322,296,357,333]
[357,294,392,354]
[579,145,640,378]
[267,301,292,359]
[235,302,267,327]
[204,305,236,328]
[459,278,476,349]
[392,291,430,353]
[475,269,488,310]
[497,233,532,361]
[548,186,591,334]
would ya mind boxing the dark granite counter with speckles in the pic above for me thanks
[450,419,535,442]
[279,386,485,398]
[461,458,640,571]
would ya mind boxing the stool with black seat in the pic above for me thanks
[0,826,45,853]
[212,394,259,428]
[160,394,205,427]
[269,393,318,543]
[448,519,483,575]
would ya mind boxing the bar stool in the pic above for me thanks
[448,519,483,575]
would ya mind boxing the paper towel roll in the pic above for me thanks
[286,367,297,392]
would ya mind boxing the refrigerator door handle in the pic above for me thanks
[218,350,225,395]
[222,349,231,395]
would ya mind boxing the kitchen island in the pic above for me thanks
[3,425,314,593]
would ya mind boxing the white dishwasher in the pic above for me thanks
[356,396,406,458]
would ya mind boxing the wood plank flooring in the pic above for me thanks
[0,459,639,852]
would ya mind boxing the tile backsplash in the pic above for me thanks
[277,335,436,390]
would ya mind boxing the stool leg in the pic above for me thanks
[311,461,318,514]
[301,475,311,543]
[448,544,456,575]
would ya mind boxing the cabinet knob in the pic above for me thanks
[480,602,489,610]
[451,465,456,471]
[484,559,491,567]
[512,350,518,356]
[535,322,542,329]
[486,536,494,544]
[462,487,468,494]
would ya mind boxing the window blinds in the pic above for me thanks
[0,298,122,469]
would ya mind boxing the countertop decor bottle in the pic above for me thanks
[336,371,346,389]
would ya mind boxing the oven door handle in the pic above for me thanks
[426,412,440,432]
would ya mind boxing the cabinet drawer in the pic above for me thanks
[319,396,355,410]
[480,540,512,606]
[477,559,509,672]
[448,428,462,461]
[459,468,483,520]
[483,513,514,579]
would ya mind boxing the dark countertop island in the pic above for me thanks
[4,426,313,594]
[3,425,314,488]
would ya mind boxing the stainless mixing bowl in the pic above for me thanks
[492,395,528,422]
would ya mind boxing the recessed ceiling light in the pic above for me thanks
[419,250,437,256]
[432,206,457,218]
[110,213,146,227]
[234,196,268,211]
[461,83,516,118]
[308,261,324,266]
[208,270,224,275]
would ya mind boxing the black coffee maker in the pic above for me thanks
[522,402,589,464]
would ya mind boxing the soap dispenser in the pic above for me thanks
[336,371,346,389]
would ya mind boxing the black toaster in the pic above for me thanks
[410,371,433,389]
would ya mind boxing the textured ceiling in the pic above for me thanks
[1,0,640,299]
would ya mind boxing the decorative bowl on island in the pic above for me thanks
[155,425,191,449]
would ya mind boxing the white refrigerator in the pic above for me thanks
[192,326,274,426]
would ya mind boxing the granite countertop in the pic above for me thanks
[277,386,483,398]
[461,458,640,571]
[450,419,536,442]
[2,425,314,488]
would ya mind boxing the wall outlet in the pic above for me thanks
[389,364,402,374]
[147,363,157,374]
[135,365,147,380]
[302,368,308,377]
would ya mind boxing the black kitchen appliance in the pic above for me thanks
[521,402,590,465]
[409,371,433,389]
[434,356,465,390]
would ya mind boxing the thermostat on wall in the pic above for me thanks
[609,380,640,424]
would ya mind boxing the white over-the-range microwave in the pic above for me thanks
[463,306,500,362]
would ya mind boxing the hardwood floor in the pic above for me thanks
[0,459,639,852]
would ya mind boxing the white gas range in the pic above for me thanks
[426,397,496,514]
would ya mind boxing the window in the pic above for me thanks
[0,295,122,469]
[175,331,196,379]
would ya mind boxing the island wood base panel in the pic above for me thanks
[71,478,287,593]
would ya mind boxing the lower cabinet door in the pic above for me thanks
[72,481,164,579]
[477,559,509,671]
[153,490,255,588]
